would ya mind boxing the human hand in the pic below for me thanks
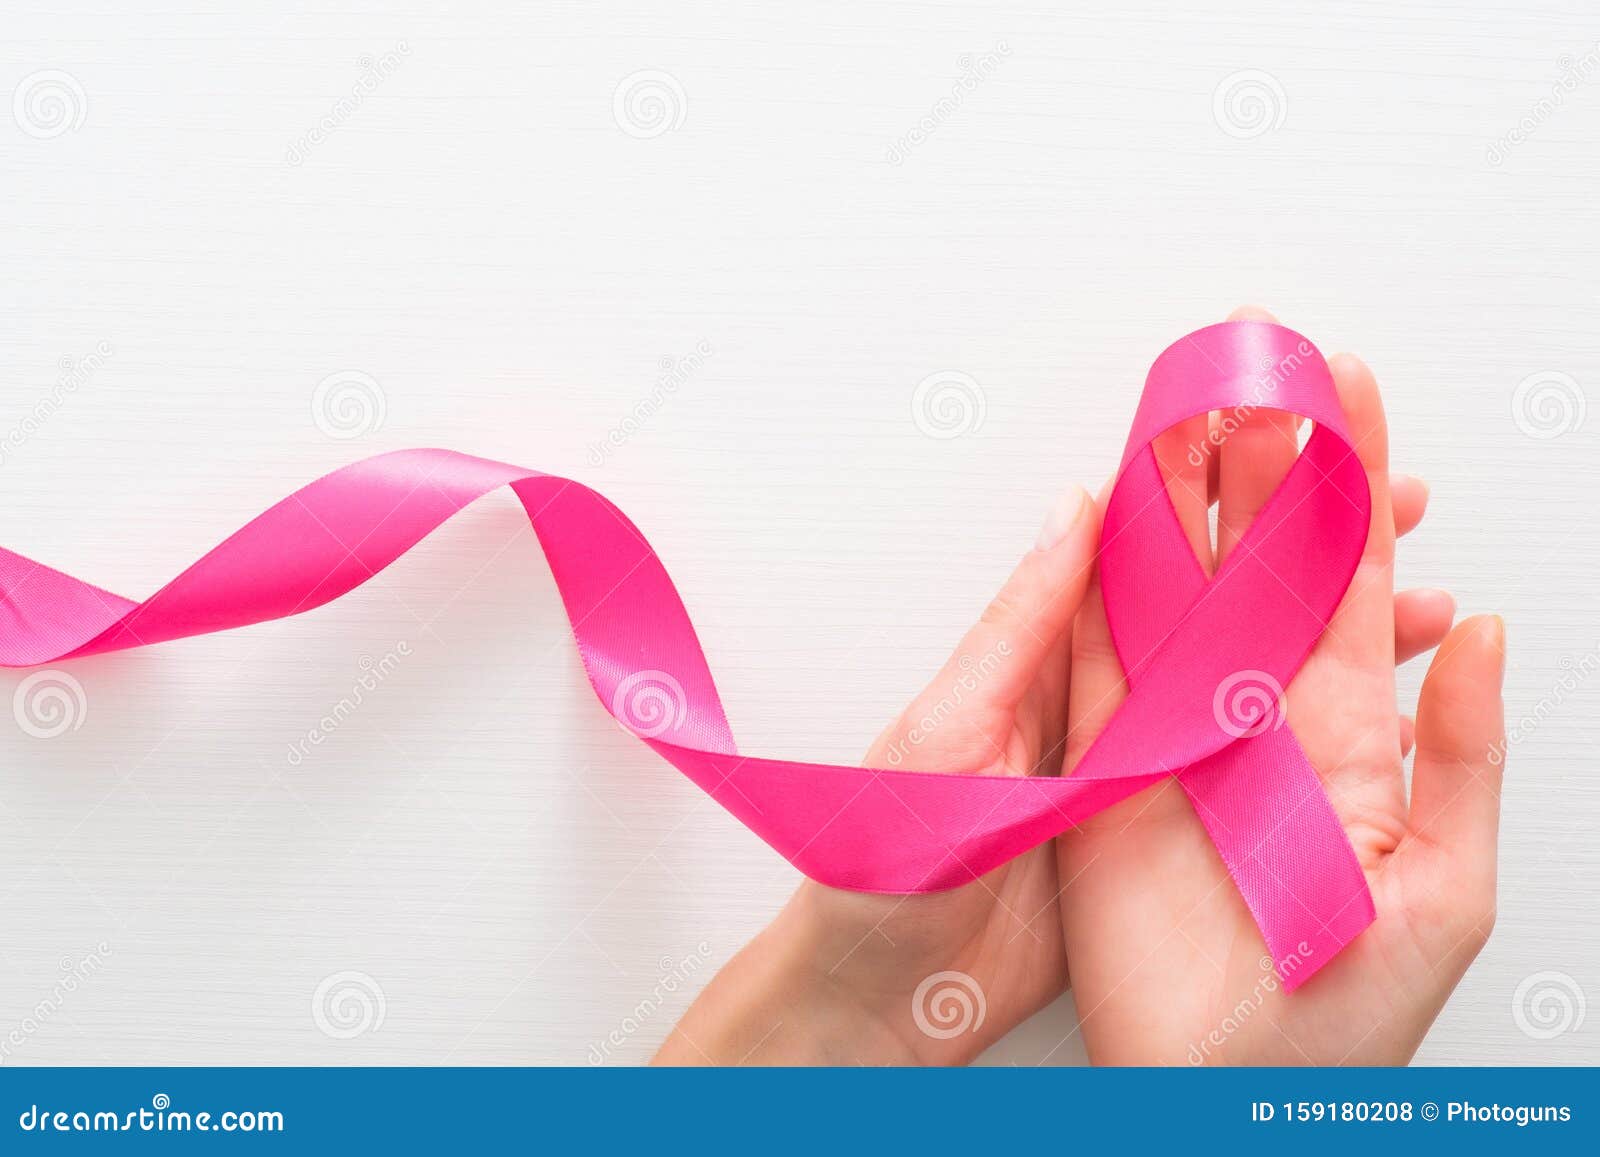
[656,483,1101,1064]
[1057,306,1506,1065]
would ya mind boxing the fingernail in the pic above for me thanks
[1488,615,1507,686]
[1422,587,1456,615]
[1036,487,1089,552]
[1396,473,1429,500]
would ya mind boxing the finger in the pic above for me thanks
[1321,353,1397,673]
[876,487,1099,771]
[1018,576,1077,772]
[1399,715,1416,759]
[1394,588,1455,664]
[1205,413,1221,504]
[1064,575,1124,773]
[1227,302,1277,324]
[1153,310,1271,569]
[1156,417,1215,573]
[1329,352,1395,571]
[1055,479,1125,759]
[1151,308,1271,572]
[1217,306,1297,566]
[1405,615,1507,860]
[1216,349,1300,569]
[1392,474,1429,539]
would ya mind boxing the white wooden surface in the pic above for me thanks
[1,1,1597,1066]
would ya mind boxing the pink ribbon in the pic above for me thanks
[0,321,1373,989]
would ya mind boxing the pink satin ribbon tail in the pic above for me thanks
[0,321,1375,990]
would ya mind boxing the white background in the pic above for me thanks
[1,2,1596,1066]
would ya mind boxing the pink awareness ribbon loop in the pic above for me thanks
[0,321,1373,989]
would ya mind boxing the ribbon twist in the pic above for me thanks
[0,321,1373,989]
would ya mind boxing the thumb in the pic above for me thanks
[868,487,1099,772]
[1403,614,1507,927]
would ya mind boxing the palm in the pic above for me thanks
[665,484,1105,1066]
[789,643,1071,1063]
[754,487,1104,1065]
[1060,580,1412,1064]
[1058,311,1501,1065]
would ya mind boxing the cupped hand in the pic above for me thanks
[658,485,1101,1064]
[1057,306,1506,1065]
